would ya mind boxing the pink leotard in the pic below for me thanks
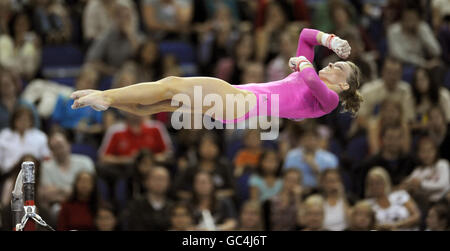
[219,28,339,124]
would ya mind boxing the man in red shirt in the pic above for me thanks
[99,112,172,165]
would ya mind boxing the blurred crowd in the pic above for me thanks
[0,0,449,231]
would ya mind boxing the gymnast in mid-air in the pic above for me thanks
[71,28,363,123]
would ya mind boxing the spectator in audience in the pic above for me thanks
[86,0,142,75]
[268,168,303,231]
[353,57,414,136]
[0,69,40,129]
[51,67,104,136]
[401,135,450,208]
[40,130,95,208]
[95,202,119,231]
[124,166,174,230]
[168,202,195,231]
[320,169,351,231]
[214,31,256,84]
[32,0,72,44]
[297,194,325,231]
[175,132,234,200]
[57,171,98,231]
[0,11,40,80]
[233,129,264,177]
[284,126,339,190]
[141,0,193,40]
[254,1,288,63]
[410,68,450,132]
[135,39,163,83]
[266,24,299,82]
[240,61,266,84]
[355,124,415,197]
[427,106,450,161]
[125,149,155,201]
[161,54,183,78]
[189,171,237,231]
[198,4,239,75]
[346,200,375,231]
[237,200,264,231]
[82,0,116,43]
[249,150,283,202]
[387,5,442,68]
[99,112,172,166]
[365,167,421,231]
[367,98,411,155]
[425,202,449,231]
[0,105,50,175]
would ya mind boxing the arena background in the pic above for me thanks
[0,0,449,231]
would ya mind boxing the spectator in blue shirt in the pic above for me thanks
[284,126,339,190]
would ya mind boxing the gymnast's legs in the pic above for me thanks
[71,76,257,120]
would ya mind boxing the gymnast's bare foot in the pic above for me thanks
[71,90,111,111]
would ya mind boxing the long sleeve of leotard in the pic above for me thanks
[296,28,321,62]
[299,67,339,114]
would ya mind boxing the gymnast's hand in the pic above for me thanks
[289,56,312,72]
[329,36,351,59]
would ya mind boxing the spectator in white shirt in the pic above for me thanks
[387,6,442,68]
[365,167,421,231]
[0,105,50,175]
[40,130,96,207]
[401,135,450,204]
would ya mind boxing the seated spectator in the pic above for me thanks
[135,39,163,83]
[40,130,95,208]
[0,154,55,231]
[198,4,239,75]
[240,61,265,84]
[0,106,50,175]
[32,0,72,44]
[0,11,40,80]
[355,124,415,198]
[401,135,450,208]
[284,126,339,190]
[411,68,450,132]
[99,112,172,166]
[125,149,155,202]
[387,5,441,67]
[352,57,414,136]
[123,166,173,231]
[51,67,103,135]
[168,202,195,231]
[57,171,98,231]
[320,169,351,231]
[141,0,192,40]
[425,202,449,231]
[254,1,288,63]
[237,200,264,231]
[175,132,234,200]
[82,0,116,43]
[249,150,283,202]
[297,194,325,231]
[266,24,299,82]
[233,129,264,177]
[0,69,40,130]
[95,202,119,231]
[367,98,411,155]
[189,171,237,231]
[365,167,421,231]
[268,169,303,231]
[86,0,142,75]
[346,200,375,231]
[214,32,256,84]
[427,106,450,161]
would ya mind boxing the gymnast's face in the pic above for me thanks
[318,61,351,93]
